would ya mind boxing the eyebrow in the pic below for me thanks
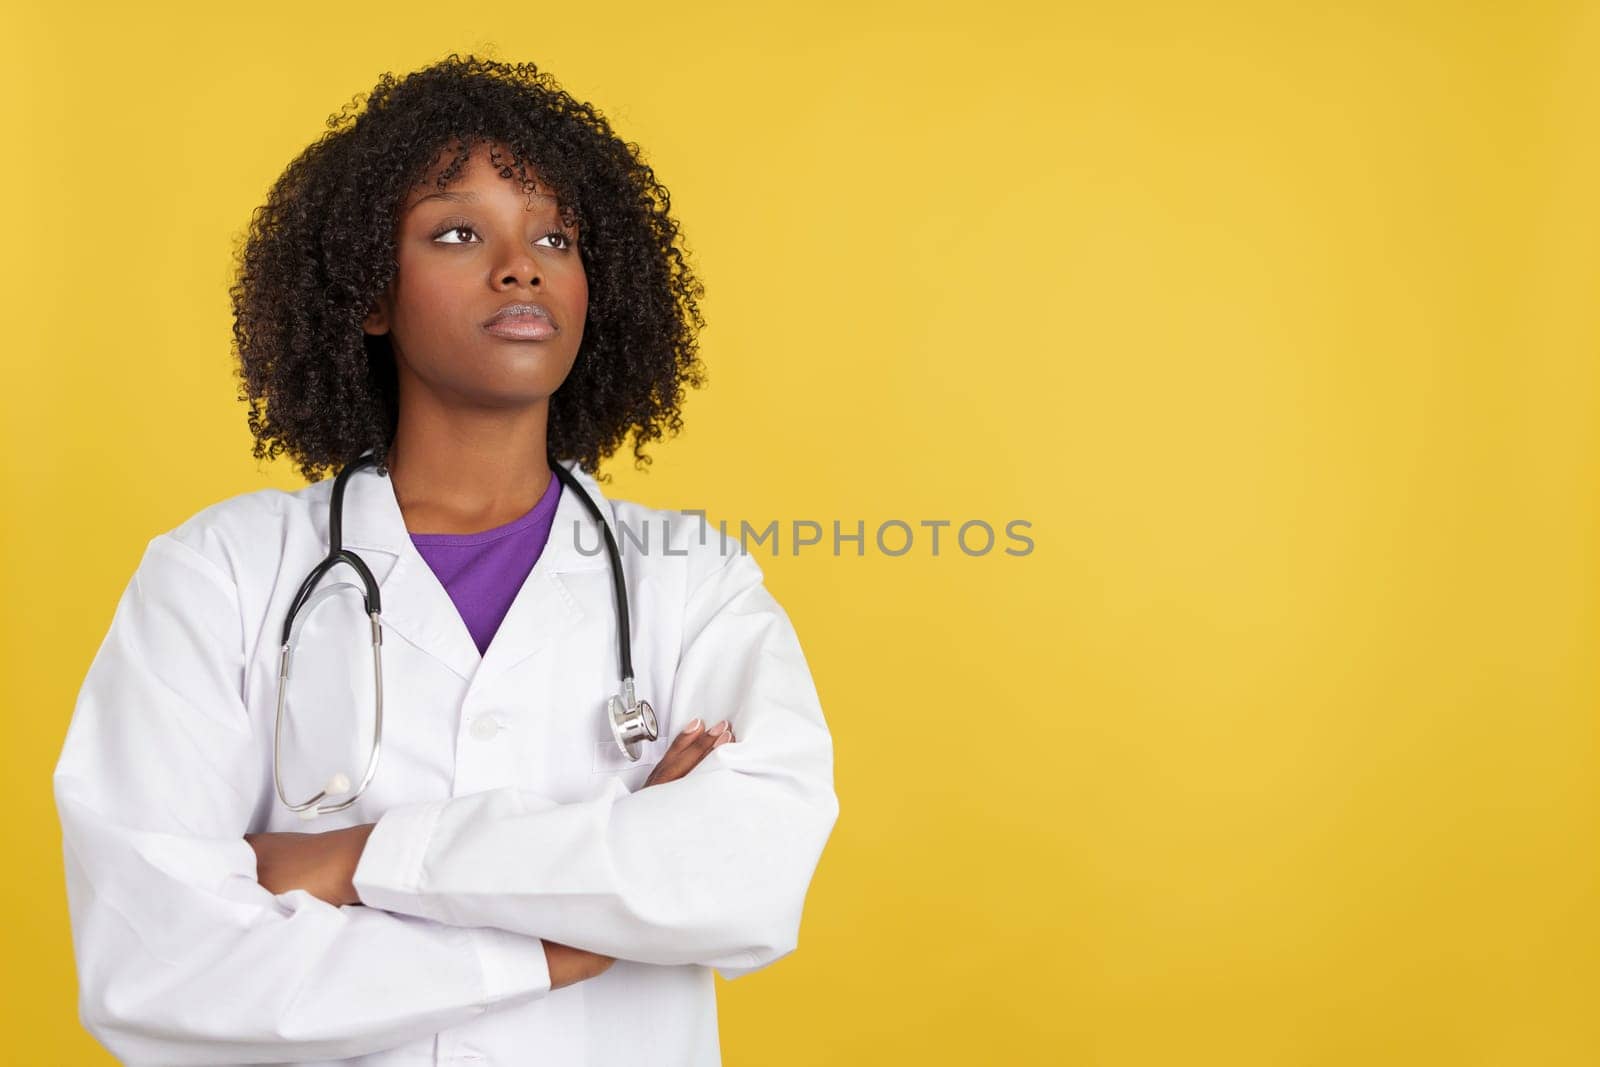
[413,190,559,206]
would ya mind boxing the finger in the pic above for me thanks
[646,719,710,783]
[677,722,728,766]
[691,722,732,757]
[654,719,706,764]
[650,721,727,784]
[667,718,705,751]
[667,723,722,773]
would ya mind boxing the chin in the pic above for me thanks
[462,368,575,405]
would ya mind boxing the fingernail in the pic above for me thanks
[686,718,702,733]
[708,720,728,737]
[713,731,731,746]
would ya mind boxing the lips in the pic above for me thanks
[483,302,557,340]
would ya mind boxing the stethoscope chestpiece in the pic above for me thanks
[607,676,659,761]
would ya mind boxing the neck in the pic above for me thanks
[384,398,554,536]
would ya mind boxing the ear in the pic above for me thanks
[362,287,392,336]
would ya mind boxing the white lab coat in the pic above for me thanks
[53,459,840,1066]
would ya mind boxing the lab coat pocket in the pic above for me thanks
[591,733,668,774]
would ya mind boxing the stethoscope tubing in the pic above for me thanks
[273,449,653,819]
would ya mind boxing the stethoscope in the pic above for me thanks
[274,449,659,820]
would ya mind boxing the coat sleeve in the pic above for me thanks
[350,543,841,978]
[53,534,553,1066]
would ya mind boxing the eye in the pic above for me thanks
[429,219,576,251]
[430,221,480,245]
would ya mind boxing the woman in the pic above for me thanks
[53,55,839,1065]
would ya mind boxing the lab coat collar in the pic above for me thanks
[332,457,615,685]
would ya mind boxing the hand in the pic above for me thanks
[642,718,736,788]
[245,823,375,907]
[547,718,733,987]
[542,940,618,989]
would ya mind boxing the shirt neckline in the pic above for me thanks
[406,473,563,548]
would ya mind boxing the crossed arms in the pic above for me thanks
[53,534,838,1064]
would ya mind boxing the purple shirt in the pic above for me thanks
[409,473,563,656]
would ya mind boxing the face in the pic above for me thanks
[362,141,587,410]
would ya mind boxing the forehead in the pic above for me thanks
[402,142,564,213]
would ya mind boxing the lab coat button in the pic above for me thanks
[469,716,499,741]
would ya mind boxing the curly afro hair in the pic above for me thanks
[230,54,707,485]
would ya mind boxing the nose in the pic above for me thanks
[492,248,541,289]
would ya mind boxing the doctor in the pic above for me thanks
[52,110,840,1064]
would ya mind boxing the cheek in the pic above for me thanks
[391,269,465,337]
[570,267,590,314]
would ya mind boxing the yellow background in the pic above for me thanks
[4,1,1596,1063]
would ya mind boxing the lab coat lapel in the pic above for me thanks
[475,461,612,683]
[335,458,614,687]
[335,466,480,682]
